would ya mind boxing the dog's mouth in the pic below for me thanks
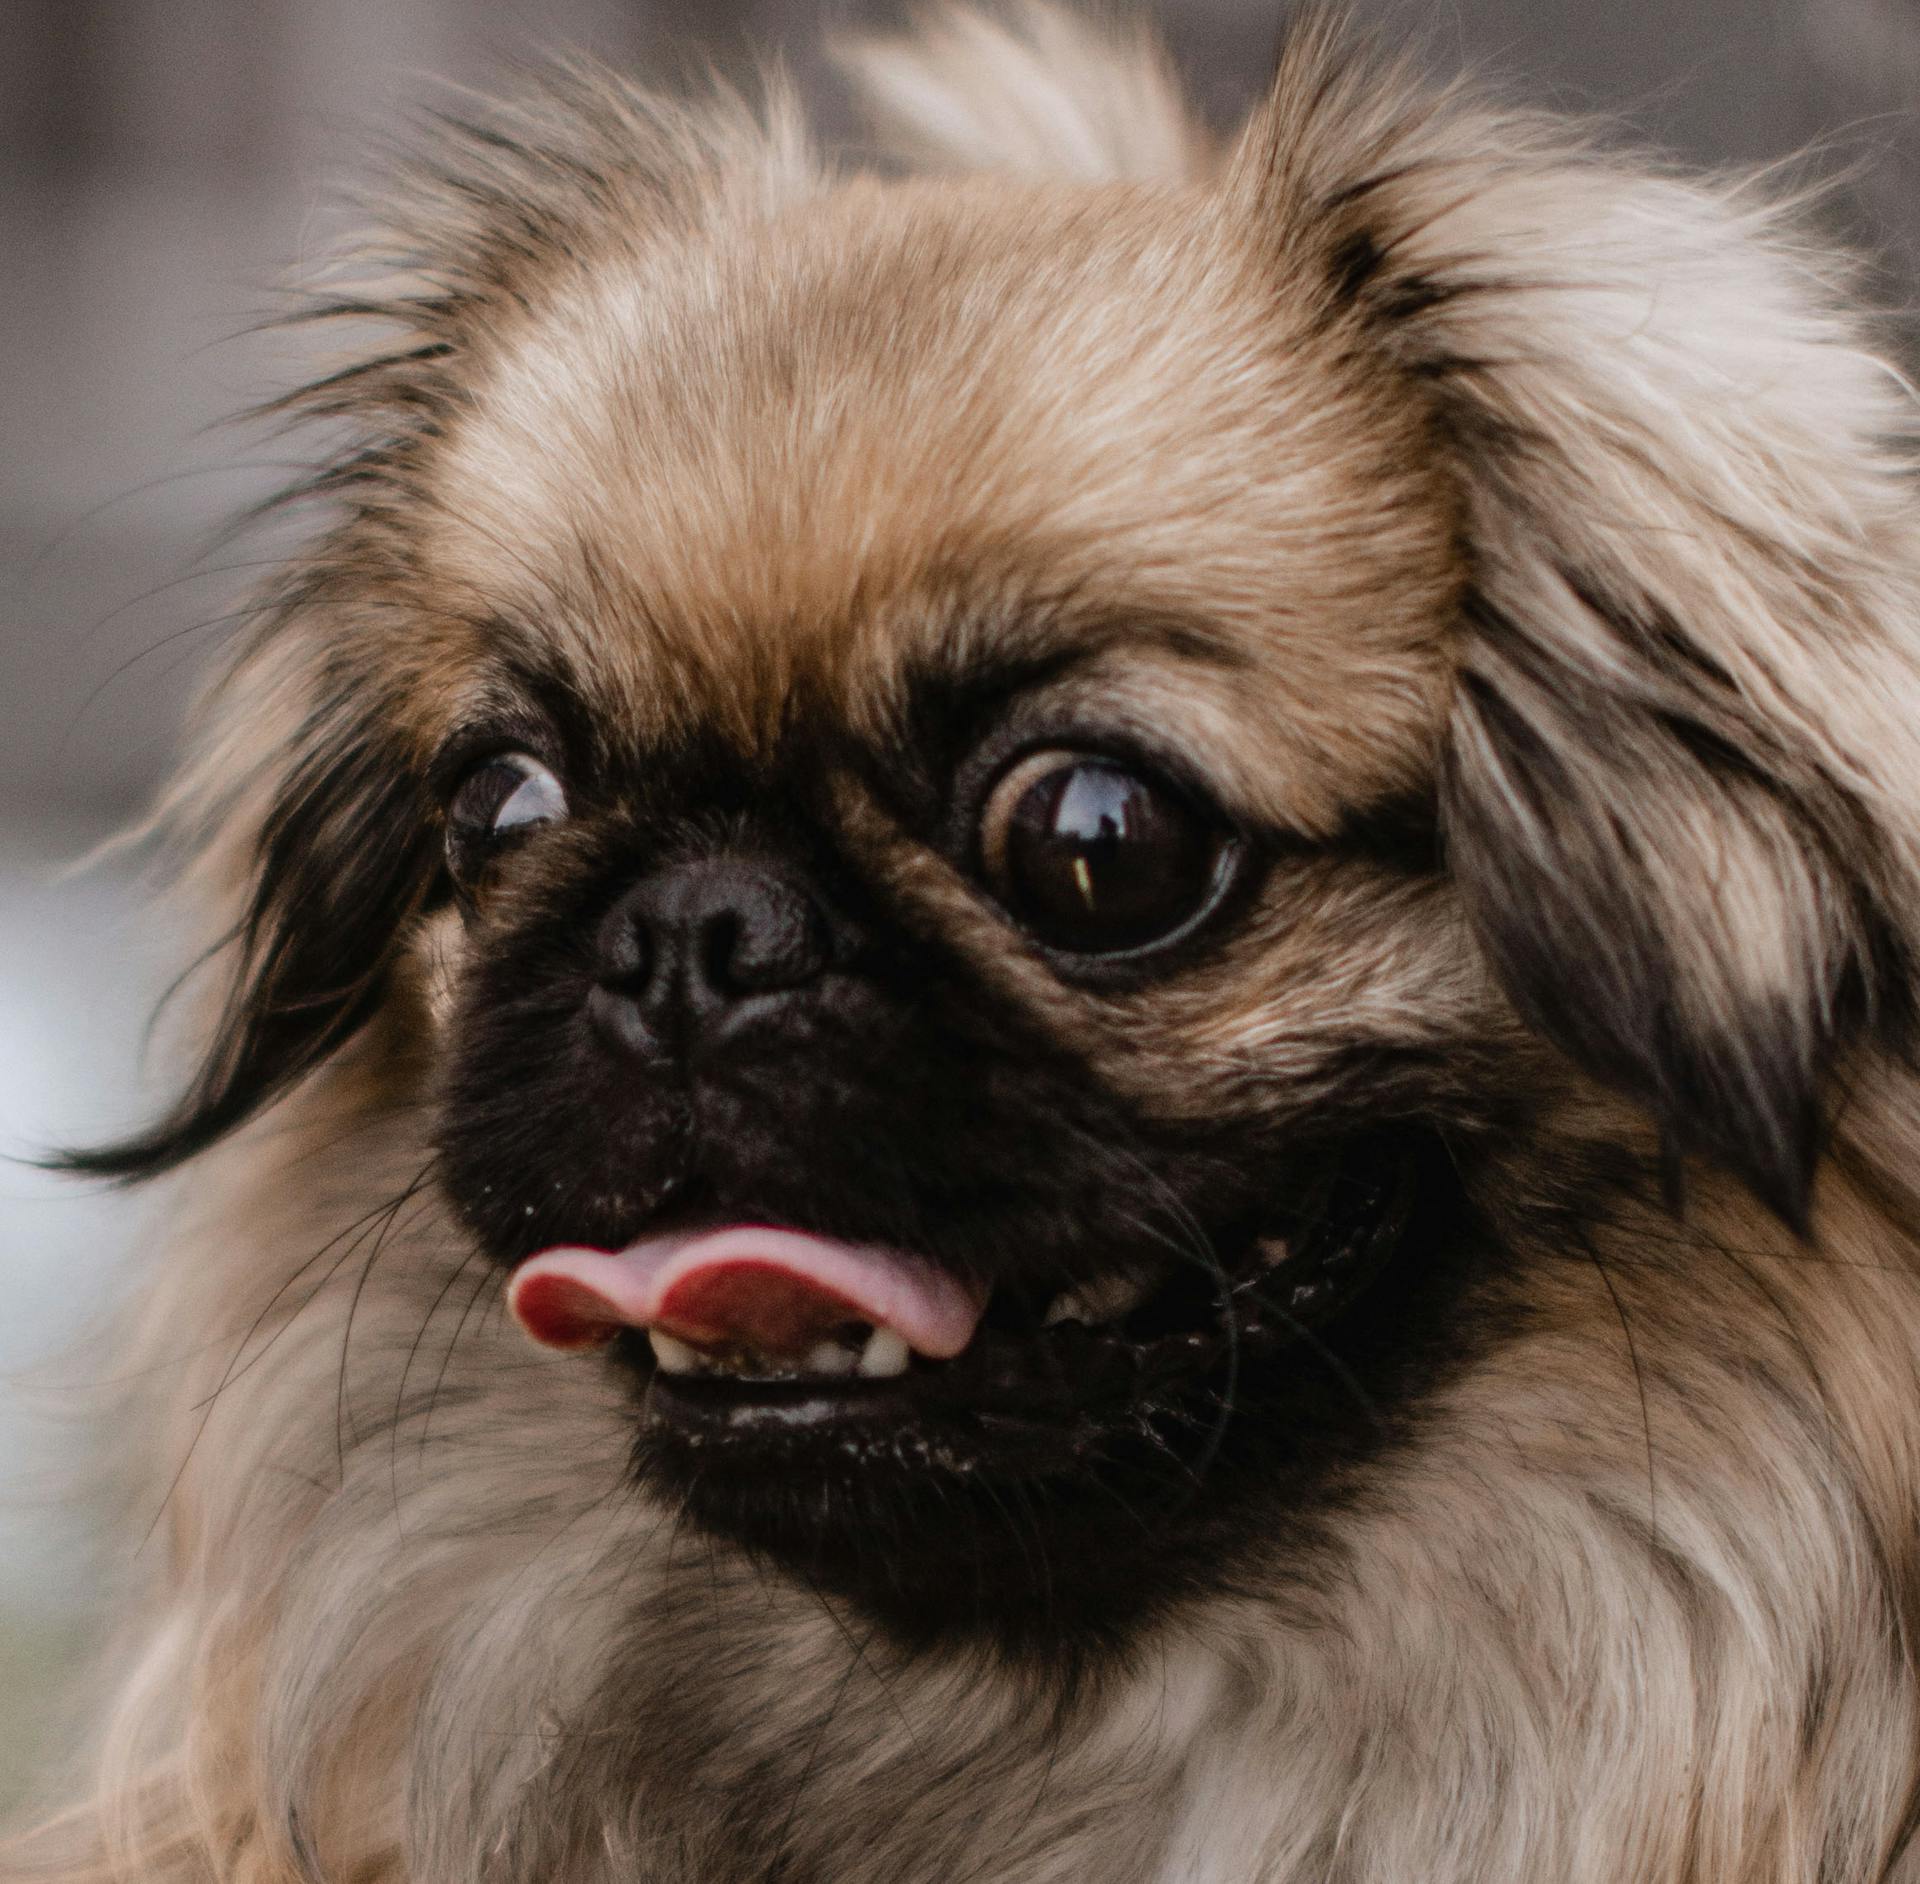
[506,1145,1413,1457]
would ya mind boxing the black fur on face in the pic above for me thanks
[412,690,1495,1641]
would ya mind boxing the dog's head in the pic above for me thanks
[79,8,1920,1641]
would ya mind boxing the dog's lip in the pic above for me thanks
[506,1224,987,1361]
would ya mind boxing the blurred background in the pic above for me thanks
[1,0,1915,1820]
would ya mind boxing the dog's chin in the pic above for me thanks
[571,1129,1458,1641]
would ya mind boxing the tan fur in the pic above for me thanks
[11,7,1920,1881]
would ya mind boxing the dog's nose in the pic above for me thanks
[592,857,833,1046]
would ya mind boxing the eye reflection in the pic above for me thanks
[492,764,568,834]
[445,752,570,891]
[980,750,1227,956]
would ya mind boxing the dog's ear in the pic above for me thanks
[1230,14,1920,1226]
[1439,571,1896,1229]
[61,637,439,1182]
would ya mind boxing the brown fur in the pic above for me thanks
[12,6,1920,1879]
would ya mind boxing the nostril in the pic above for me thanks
[699,910,744,995]
[712,884,829,996]
[594,899,653,993]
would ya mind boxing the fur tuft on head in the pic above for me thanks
[836,2,1209,181]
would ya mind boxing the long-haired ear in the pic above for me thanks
[1229,13,1920,1226]
[59,633,439,1183]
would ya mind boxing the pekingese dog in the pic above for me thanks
[15,5,1920,1879]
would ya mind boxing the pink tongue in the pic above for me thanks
[507,1226,985,1360]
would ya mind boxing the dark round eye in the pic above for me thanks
[445,752,569,890]
[979,751,1230,956]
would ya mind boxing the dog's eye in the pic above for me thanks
[979,751,1229,955]
[445,753,569,888]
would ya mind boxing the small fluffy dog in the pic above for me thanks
[16,6,1920,1880]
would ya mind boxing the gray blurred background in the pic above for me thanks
[1,0,1915,1820]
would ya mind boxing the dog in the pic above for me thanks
[13,5,1920,1879]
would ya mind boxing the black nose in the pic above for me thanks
[591,856,834,1048]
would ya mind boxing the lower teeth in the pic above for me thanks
[856,1327,910,1378]
[648,1322,912,1382]
[803,1340,857,1377]
[648,1329,704,1375]
[1042,1270,1154,1329]
[644,1244,1299,1387]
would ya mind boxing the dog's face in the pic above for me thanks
[384,178,1486,1628]
[79,23,1919,1666]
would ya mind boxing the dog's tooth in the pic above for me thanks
[805,1340,859,1378]
[649,1329,703,1375]
[1043,1272,1151,1328]
[856,1326,911,1378]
